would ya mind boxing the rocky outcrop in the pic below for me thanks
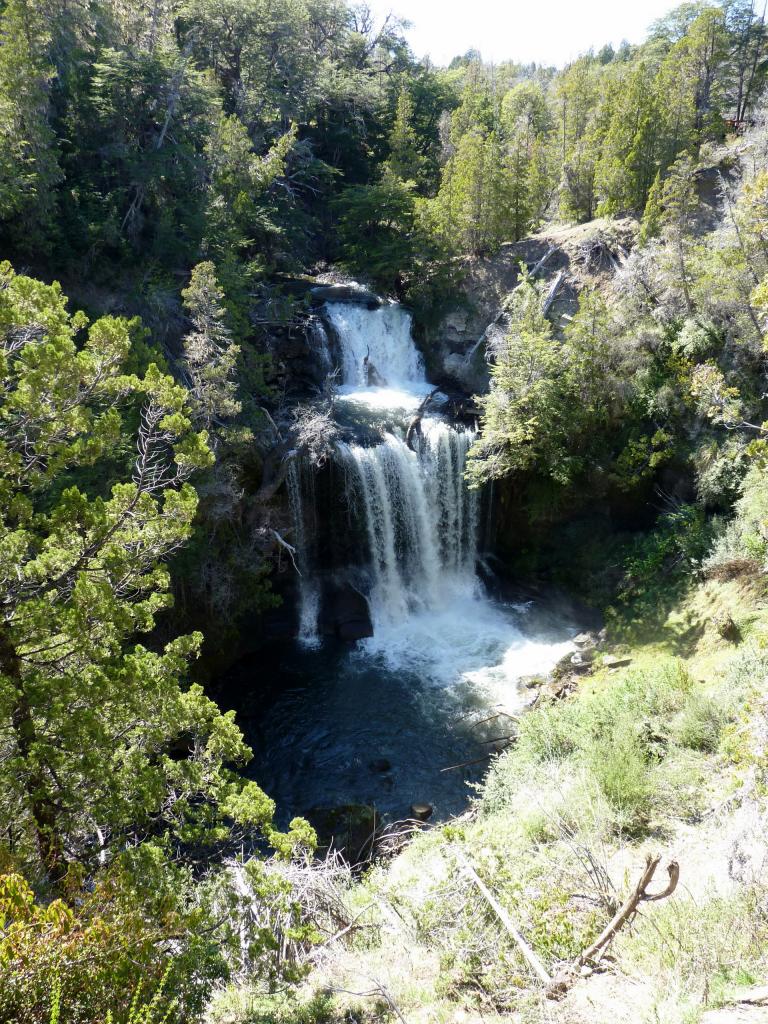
[319,580,373,641]
[430,218,638,393]
[310,283,382,308]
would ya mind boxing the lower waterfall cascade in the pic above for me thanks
[238,293,584,826]
[338,422,479,630]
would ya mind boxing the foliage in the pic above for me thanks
[467,281,631,489]
[0,857,220,1024]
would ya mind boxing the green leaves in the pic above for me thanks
[0,267,284,882]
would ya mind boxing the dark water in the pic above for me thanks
[223,590,585,829]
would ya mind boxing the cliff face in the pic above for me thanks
[426,218,638,393]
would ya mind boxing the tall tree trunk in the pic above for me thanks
[0,626,64,880]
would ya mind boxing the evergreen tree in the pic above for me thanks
[0,265,294,879]
[387,86,423,183]
[181,263,242,443]
[431,128,513,255]
[0,0,62,249]
[595,60,661,215]
[640,169,665,243]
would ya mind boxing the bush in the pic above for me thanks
[675,692,729,752]
[619,887,768,1015]
[483,657,706,839]
[206,988,334,1024]
[0,853,226,1024]
[705,463,768,572]
[583,720,656,832]
[515,703,579,762]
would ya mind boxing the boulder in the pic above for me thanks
[573,631,598,649]
[603,654,633,669]
[369,758,392,773]
[320,582,374,641]
[519,673,546,689]
[305,803,379,861]
[542,677,577,700]
[570,649,595,671]
[410,803,434,822]
[713,612,741,643]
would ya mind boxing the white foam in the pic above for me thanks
[326,302,425,388]
[355,582,572,706]
[336,384,433,412]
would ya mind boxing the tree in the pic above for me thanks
[467,275,566,485]
[0,264,298,880]
[468,282,630,489]
[640,170,665,243]
[500,81,556,238]
[181,263,242,444]
[554,55,601,220]
[659,153,701,311]
[726,0,768,122]
[0,0,62,249]
[595,60,661,215]
[431,128,513,255]
[387,86,423,183]
[333,168,421,290]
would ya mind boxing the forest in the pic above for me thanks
[3,0,768,1022]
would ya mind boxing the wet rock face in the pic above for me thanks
[319,581,373,641]
[310,283,382,308]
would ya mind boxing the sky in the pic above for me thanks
[367,0,680,68]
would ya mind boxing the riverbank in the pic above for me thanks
[207,555,768,1024]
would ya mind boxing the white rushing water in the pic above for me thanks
[287,461,321,648]
[322,296,574,706]
[338,423,478,626]
[325,301,425,389]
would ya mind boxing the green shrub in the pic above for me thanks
[675,692,729,752]
[583,719,656,833]
[207,988,334,1024]
[619,888,768,1013]
[515,704,579,762]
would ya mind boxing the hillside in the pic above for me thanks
[4,3,768,1024]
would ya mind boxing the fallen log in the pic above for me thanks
[464,247,560,366]
[438,752,493,773]
[542,270,565,317]
[272,529,301,575]
[448,847,679,1000]
[453,848,552,986]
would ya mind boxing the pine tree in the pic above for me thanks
[388,86,423,183]
[640,169,665,244]
[181,262,242,445]
[0,0,62,248]
[431,128,513,255]
[595,60,661,215]
[0,264,293,879]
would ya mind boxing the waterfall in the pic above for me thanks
[308,315,333,375]
[245,295,580,827]
[325,302,425,388]
[322,294,482,633]
[287,460,320,648]
[339,425,479,629]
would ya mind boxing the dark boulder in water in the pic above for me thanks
[305,803,379,861]
[319,581,373,641]
[410,803,433,822]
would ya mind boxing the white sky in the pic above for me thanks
[368,0,680,67]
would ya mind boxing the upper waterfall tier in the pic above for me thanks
[325,301,430,406]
